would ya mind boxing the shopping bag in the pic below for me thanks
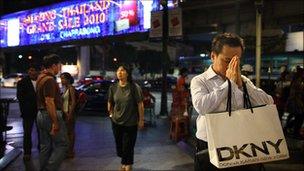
[205,80,289,169]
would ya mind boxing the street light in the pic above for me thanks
[159,0,169,117]
[200,53,207,58]
[255,0,263,88]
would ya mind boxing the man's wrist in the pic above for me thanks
[52,121,59,126]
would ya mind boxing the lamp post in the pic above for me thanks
[159,0,169,117]
[255,0,263,88]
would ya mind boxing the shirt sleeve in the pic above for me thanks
[16,79,25,102]
[108,85,114,104]
[43,79,56,98]
[230,80,246,109]
[191,77,233,115]
[242,76,274,106]
[134,83,143,103]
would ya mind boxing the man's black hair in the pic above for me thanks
[211,33,245,55]
[28,63,40,71]
[43,54,61,68]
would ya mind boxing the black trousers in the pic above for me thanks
[23,117,40,155]
[195,138,264,171]
[112,121,138,165]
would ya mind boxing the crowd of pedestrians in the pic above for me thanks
[15,55,146,171]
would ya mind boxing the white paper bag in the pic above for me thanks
[205,104,289,169]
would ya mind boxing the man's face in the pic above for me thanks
[52,63,62,75]
[28,67,39,80]
[211,45,242,77]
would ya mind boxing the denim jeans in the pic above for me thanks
[37,110,68,171]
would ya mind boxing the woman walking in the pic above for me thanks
[107,64,144,171]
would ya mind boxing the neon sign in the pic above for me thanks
[0,0,160,47]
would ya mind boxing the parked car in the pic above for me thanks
[1,73,27,88]
[76,80,114,113]
[78,75,103,86]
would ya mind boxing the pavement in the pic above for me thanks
[3,90,195,171]
[1,89,304,171]
[4,113,194,171]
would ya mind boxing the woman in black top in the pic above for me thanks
[107,64,144,171]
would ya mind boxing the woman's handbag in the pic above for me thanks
[205,80,289,169]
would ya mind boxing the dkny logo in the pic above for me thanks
[216,139,283,161]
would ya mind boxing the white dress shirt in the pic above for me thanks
[190,66,274,142]
[31,80,36,91]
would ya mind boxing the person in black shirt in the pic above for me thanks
[17,64,40,161]
[108,64,144,171]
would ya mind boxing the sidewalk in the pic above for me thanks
[4,106,194,170]
[3,99,304,171]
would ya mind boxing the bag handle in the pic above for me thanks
[226,79,253,116]
[226,79,232,116]
[242,81,253,113]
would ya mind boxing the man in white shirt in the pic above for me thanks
[190,33,273,170]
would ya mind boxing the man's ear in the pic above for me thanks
[51,63,59,71]
[51,64,56,69]
[210,51,217,62]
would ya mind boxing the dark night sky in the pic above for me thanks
[1,0,66,15]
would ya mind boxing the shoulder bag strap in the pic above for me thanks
[36,75,53,91]
[68,87,71,113]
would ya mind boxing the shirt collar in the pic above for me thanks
[205,65,219,80]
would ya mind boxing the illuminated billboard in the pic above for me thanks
[0,0,160,47]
